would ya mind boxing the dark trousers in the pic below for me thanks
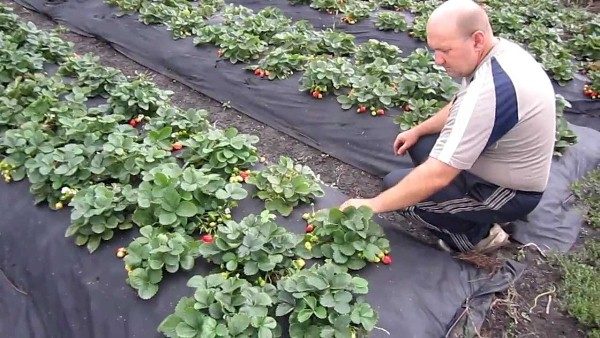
[383,134,543,252]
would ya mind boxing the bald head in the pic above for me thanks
[427,0,492,39]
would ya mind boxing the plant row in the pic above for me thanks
[0,6,391,336]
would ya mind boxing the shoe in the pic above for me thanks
[473,224,509,253]
[437,239,454,253]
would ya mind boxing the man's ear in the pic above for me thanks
[472,31,485,50]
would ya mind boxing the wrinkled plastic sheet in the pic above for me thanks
[0,179,523,338]
[11,0,600,178]
[511,125,600,252]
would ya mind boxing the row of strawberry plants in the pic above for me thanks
[103,0,458,112]
[379,0,598,87]
[1,6,389,336]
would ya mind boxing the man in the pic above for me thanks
[340,0,556,252]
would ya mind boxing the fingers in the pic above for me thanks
[393,136,404,154]
[397,142,411,156]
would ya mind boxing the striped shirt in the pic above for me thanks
[430,39,556,192]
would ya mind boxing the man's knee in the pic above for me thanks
[408,134,439,166]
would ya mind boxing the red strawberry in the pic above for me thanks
[239,170,250,181]
[305,224,314,233]
[254,68,262,76]
[171,142,183,151]
[128,119,137,127]
[382,255,392,265]
[312,90,319,98]
[377,108,385,115]
[201,234,214,244]
[357,105,367,113]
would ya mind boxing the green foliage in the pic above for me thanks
[297,207,391,270]
[181,127,260,175]
[66,183,136,252]
[276,262,377,338]
[375,12,409,32]
[554,95,578,157]
[247,156,324,216]
[124,225,201,299]
[555,240,600,330]
[198,211,304,283]
[132,163,246,233]
[158,274,281,337]
[299,56,354,95]
[571,168,600,229]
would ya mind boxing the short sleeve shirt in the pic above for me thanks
[429,39,556,192]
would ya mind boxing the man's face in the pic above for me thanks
[427,26,479,78]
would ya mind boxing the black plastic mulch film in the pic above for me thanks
[1,0,598,337]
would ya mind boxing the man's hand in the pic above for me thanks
[393,128,420,156]
[339,198,377,212]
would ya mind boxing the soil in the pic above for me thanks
[2,1,594,337]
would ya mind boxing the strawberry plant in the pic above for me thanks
[310,0,342,14]
[159,274,281,337]
[247,156,324,216]
[340,0,376,24]
[138,2,176,25]
[105,0,142,12]
[554,94,577,157]
[0,36,45,84]
[299,56,354,98]
[379,0,411,11]
[270,20,321,55]
[354,39,402,65]
[198,211,304,284]
[167,6,206,39]
[568,19,599,61]
[337,78,397,113]
[66,183,137,252]
[276,262,378,337]
[24,142,97,206]
[297,207,391,270]
[107,73,173,118]
[240,7,292,41]
[394,97,445,130]
[131,163,247,233]
[317,30,356,56]
[375,12,409,32]
[123,225,201,299]
[181,127,260,175]
[197,0,225,18]
[248,47,311,80]
[58,53,126,97]
[215,30,268,63]
[583,70,599,100]
[145,106,210,137]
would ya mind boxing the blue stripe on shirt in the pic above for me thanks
[487,57,519,147]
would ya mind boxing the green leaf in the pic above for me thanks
[162,188,181,212]
[175,322,198,338]
[297,308,313,323]
[138,283,159,300]
[176,201,198,217]
[159,211,177,226]
[276,303,294,316]
[228,313,251,335]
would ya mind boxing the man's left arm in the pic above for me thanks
[340,157,460,213]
